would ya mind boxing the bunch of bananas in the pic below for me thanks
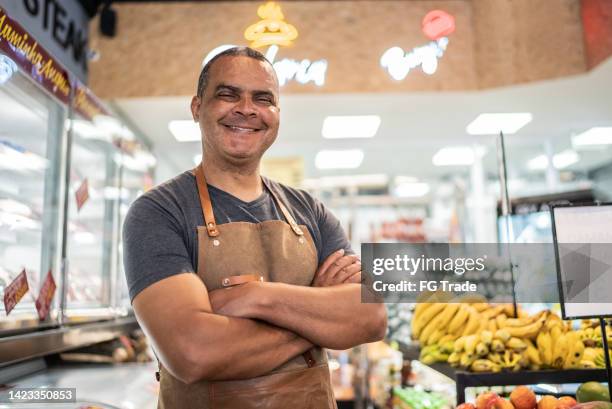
[535,313,586,369]
[581,347,612,368]
[448,328,541,372]
[577,326,612,348]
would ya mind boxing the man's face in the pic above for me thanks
[192,56,280,167]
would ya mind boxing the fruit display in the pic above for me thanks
[393,387,450,409]
[462,384,611,409]
[414,300,611,372]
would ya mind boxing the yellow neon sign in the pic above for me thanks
[244,2,298,48]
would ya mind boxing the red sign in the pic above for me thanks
[75,178,89,212]
[422,10,455,40]
[0,7,71,104]
[3,269,29,316]
[35,270,56,320]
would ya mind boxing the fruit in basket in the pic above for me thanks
[470,358,501,372]
[557,397,577,408]
[536,395,558,409]
[577,382,611,403]
[457,404,477,409]
[509,386,536,409]
[489,397,515,409]
[476,392,499,409]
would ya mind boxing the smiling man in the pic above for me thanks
[123,47,387,409]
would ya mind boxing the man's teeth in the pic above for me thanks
[228,125,257,132]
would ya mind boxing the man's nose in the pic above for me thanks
[233,97,257,117]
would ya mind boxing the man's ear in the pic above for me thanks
[190,96,201,121]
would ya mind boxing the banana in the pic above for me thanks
[503,315,546,339]
[504,311,546,327]
[471,359,501,372]
[506,337,528,351]
[426,328,445,346]
[579,359,597,368]
[502,350,521,371]
[488,352,503,365]
[438,334,459,345]
[583,347,600,362]
[412,303,446,339]
[448,304,471,334]
[464,334,480,356]
[487,319,498,333]
[518,350,530,368]
[525,339,542,366]
[496,314,508,329]
[494,329,511,343]
[461,307,481,336]
[491,339,506,353]
[454,336,467,353]
[480,330,493,345]
[472,303,490,313]
[440,340,456,354]
[563,332,585,369]
[438,303,461,327]
[448,351,461,367]
[552,332,569,368]
[419,312,446,345]
[537,330,553,367]
[476,342,490,357]
[460,351,476,368]
[481,305,506,320]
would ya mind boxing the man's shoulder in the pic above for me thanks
[264,177,317,207]
[127,170,196,221]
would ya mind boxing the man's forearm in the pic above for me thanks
[241,283,387,350]
[158,312,311,383]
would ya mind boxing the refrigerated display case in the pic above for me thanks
[0,52,67,333]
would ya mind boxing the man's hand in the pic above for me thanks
[312,249,362,287]
[209,281,258,317]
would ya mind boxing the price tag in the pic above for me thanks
[3,269,29,315]
[75,178,89,212]
[35,270,56,320]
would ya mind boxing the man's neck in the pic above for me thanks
[200,158,263,202]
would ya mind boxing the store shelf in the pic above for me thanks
[0,316,139,369]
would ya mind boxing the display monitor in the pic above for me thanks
[551,203,612,319]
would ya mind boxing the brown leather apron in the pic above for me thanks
[156,166,337,409]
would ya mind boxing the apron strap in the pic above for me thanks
[261,177,304,237]
[194,164,304,237]
[194,165,220,237]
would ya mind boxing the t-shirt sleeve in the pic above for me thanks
[123,194,195,303]
[312,197,355,262]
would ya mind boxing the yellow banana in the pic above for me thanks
[460,351,476,368]
[503,315,546,339]
[563,332,585,369]
[480,330,493,345]
[412,303,446,339]
[438,334,458,345]
[506,337,528,351]
[454,336,467,353]
[426,328,445,346]
[496,314,508,329]
[481,305,506,320]
[487,319,498,333]
[476,342,490,357]
[461,307,481,336]
[448,304,470,334]
[525,339,542,366]
[448,351,461,367]
[537,330,553,367]
[494,329,511,343]
[471,359,501,372]
[464,334,480,356]
[579,359,597,368]
[491,339,505,353]
[488,352,503,365]
[583,347,600,362]
[552,332,569,368]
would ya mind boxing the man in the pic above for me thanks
[123,46,387,409]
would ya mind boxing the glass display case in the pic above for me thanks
[0,53,67,332]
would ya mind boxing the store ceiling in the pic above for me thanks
[113,58,612,185]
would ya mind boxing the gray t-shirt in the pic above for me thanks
[123,170,353,302]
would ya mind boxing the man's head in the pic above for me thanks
[191,47,280,169]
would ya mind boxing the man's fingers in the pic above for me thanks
[333,262,361,283]
[316,249,345,276]
[327,255,359,279]
[344,271,363,284]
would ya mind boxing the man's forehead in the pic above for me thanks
[209,56,278,92]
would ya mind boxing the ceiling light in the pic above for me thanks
[302,174,388,189]
[432,147,474,166]
[315,149,364,169]
[466,113,533,135]
[553,149,579,169]
[527,154,548,170]
[572,127,612,147]
[168,120,201,142]
[321,116,381,139]
[394,182,430,198]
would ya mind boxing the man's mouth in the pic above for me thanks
[222,124,263,133]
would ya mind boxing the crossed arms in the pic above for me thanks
[133,250,387,384]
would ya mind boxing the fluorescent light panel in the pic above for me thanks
[315,149,364,169]
[432,147,474,166]
[528,150,579,170]
[168,120,201,142]
[322,116,381,139]
[572,127,612,146]
[466,113,533,135]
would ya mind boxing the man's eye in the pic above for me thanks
[257,97,273,104]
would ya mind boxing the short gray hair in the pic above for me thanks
[196,47,273,97]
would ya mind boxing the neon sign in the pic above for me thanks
[380,10,455,80]
[244,2,298,48]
